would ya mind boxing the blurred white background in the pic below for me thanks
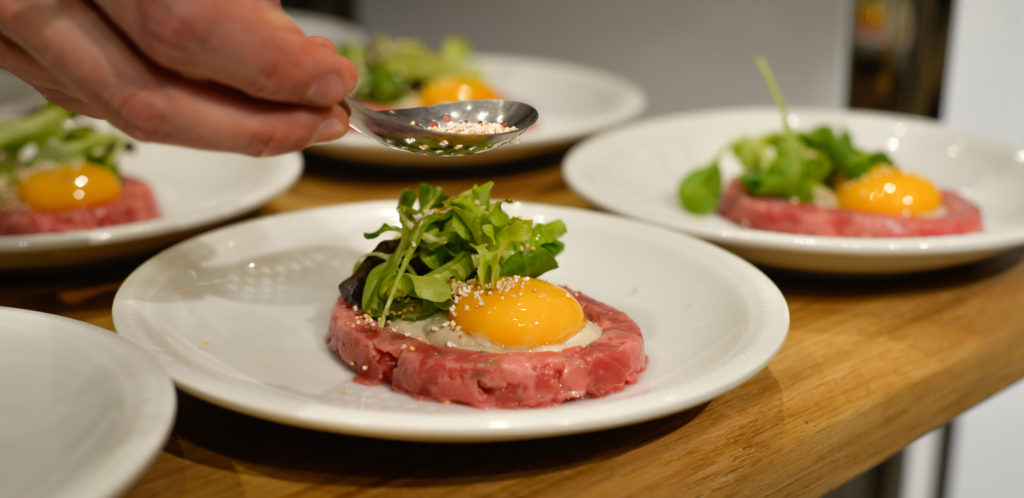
[353,0,853,114]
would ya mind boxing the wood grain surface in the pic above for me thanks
[4,151,1024,497]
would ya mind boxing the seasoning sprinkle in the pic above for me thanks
[426,120,517,135]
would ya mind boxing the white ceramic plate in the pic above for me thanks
[112,201,788,442]
[0,307,176,498]
[564,106,1024,274]
[0,144,302,269]
[308,52,648,167]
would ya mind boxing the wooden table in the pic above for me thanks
[5,151,1024,497]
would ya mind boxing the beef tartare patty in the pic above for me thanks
[0,177,159,235]
[326,290,648,409]
[718,179,982,237]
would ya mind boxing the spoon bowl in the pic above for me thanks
[344,98,538,156]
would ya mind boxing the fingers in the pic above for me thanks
[0,32,100,115]
[115,84,350,156]
[92,0,357,107]
[0,0,350,155]
[0,32,50,87]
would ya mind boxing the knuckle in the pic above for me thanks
[105,90,171,143]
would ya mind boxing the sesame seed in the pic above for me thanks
[425,120,518,135]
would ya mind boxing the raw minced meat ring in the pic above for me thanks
[718,179,982,237]
[326,289,648,409]
[0,177,160,235]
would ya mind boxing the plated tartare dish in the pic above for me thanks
[678,58,981,237]
[0,104,159,235]
[340,34,503,108]
[327,183,647,408]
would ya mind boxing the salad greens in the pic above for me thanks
[339,34,482,103]
[354,182,566,324]
[0,103,127,186]
[678,57,893,213]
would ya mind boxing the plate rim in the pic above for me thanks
[112,200,788,442]
[563,105,1024,269]
[0,306,176,498]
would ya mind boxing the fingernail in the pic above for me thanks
[306,73,345,106]
[311,117,344,143]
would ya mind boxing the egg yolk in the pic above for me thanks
[835,166,941,217]
[419,77,501,106]
[450,276,586,348]
[17,163,122,212]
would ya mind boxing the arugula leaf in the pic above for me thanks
[0,103,127,188]
[0,104,68,152]
[367,65,411,103]
[356,182,567,325]
[340,34,482,103]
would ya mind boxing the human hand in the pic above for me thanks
[0,0,357,156]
